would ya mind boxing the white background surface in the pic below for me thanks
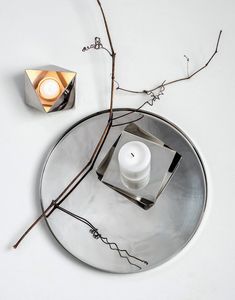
[1,0,235,299]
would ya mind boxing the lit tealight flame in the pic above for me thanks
[39,78,61,100]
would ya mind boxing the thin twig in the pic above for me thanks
[82,37,112,56]
[184,55,190,77]
[13,0,116,248]
[55,203,148,269]
[116,30,222,94]
[13,202,54,249]
[112,82,165,122]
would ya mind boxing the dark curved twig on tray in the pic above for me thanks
[55,203,148,270]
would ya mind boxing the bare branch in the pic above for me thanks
[13,0,116,248]
[116,30,222,94]
[112,82,165,122]
[55,204,148,269]
[97,0,115,56]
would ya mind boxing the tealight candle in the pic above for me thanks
[118,141,151,189]
[39,78,61,100]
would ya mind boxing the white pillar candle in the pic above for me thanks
[39,78,61,100]
[118,141,151,190]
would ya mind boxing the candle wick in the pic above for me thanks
[131,153,135,157]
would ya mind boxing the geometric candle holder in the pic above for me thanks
[25,65,76,113]
[97,123,182,210]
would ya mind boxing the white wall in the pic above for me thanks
[1,0,234,299]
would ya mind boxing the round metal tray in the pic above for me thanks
[40,109,207,273]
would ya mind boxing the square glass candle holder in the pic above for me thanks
[97,123,182,210]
